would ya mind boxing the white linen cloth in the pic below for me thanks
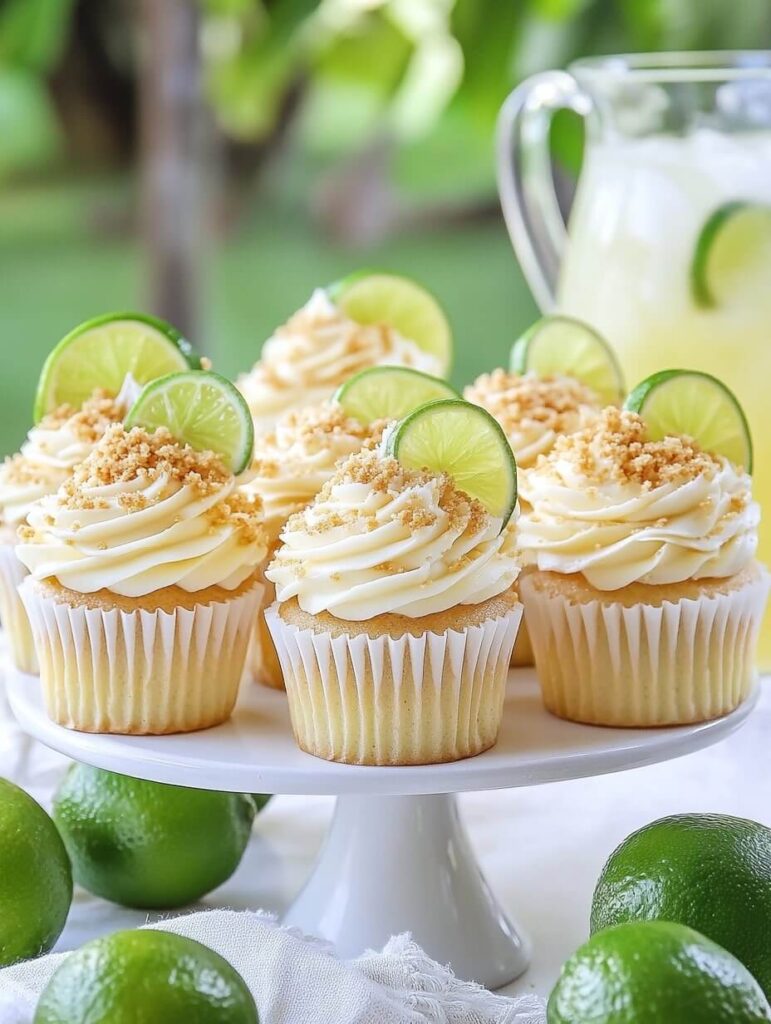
[0,910,545,1024]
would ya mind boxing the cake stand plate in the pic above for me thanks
[7,668,757,989]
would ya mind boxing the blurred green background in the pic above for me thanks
[2,0,770,454]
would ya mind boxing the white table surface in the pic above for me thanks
[1,658,768,1002]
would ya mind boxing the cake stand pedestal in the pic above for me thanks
[6,668,757,990]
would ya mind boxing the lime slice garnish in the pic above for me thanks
[691,200,771,308]
[624,369,753,472]
[329,271,453,375]
[385,399,517,524]
[35,312,199,422]
[509,315,624,405]
[125,370,254,474]
[333,366,459,424]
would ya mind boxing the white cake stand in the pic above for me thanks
[7,667,757,990]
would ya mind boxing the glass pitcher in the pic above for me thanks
[497,51,771,666]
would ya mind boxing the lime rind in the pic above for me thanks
[333,366,459,424]
[510,314,624,405]
[624,368,753,472]
[691,200,771,309]
[329,271,453,376]
[35,311,199,422]
[385,398,518,525]
[125,370,254,475]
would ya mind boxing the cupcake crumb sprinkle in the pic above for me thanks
[546,407,722,487]
[464,370,600,440]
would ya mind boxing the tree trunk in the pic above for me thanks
[138,0,205,343]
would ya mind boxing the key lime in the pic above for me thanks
[53,765,255,910]
[386,399,517,525]
[691,201,771,308]
[35,312,197,421]
[34,929,258,1024]
[329,271,453,374]
[548,920,771,1023]
[0,777,72,966]
[624,368,752,471]
[333,366,458,424]
[509,315,624,405]
[125,370,254,474]
[591,813,771,998]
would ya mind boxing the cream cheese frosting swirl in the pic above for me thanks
[237,289,443,431]
[17,424,267,597]
[518,407,759,590]
[464,370,601,468]
[267,449,520,619]
[245,402,384,543]
[0,392,123,529]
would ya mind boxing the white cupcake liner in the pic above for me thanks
[521,570,769,726]
[247,569,284,690]
[0,541,37,674]
[265,602,523,765]
[19,579,262,734]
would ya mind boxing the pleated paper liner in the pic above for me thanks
[247,565,284,690]
[19,577,262,734]
[266,597,523,766]
[0,541,38,674]
[521,565,769,727]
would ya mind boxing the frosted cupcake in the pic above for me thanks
[0,392,122,672]
[518,398,767,727]
[244,401,385,688]
[2,310,198,674]
[465,316,622,667]
[266,399,523,765]
[17,372,267,734]
[236,273,451,432]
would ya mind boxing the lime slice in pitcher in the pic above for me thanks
[625,369,753,472]
[35,312,198,421]
[333,366,458,424]
[125,371,254,474]
[509,315,624,405]
[386,399,517,525]
[691,201,771,308]
[329,271,453,375]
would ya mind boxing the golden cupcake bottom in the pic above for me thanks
[19,575,262,735]
[248,554,284,690]
[0,539,38,674]
[520,564,769,727]
[266,589,523,766]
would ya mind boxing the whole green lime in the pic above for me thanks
[250,794,271,813]
[591,813,771,996]
[34,929,258,1024]
[548,920,771,1023]
[53,765,255,909]
[0,777,72,965]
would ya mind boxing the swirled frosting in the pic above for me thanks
[518,407,759,589]
[245,402,384,543]
[267,449,520,619]
[464,370,601,468]
[0,392,123,528]
[17,424,267,597]
[237,289,443,431]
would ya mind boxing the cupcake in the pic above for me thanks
[518,406,768,726]
[0,392,122,673]
[265,439,523,766]
[244,401,384,688]
[236,280,447,433]
[16,421,266,734]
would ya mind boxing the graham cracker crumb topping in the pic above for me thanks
[464,370,600,438]
[283,449,489,537]
[252,403,384,475]
[544,407,722,487]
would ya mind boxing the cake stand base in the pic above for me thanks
[283,793,529,989]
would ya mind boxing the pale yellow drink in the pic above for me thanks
[558,130,771,666]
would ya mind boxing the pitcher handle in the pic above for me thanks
[496,71,594,311]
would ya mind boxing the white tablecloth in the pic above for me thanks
[1,659,768,1002]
